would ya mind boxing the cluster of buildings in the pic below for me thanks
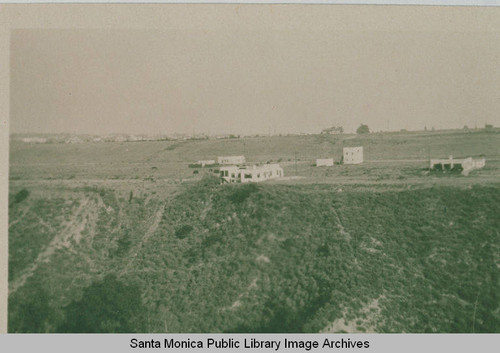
[196,147,365,184]
[15,134,171,144]
[315,146,364,167]
[194,146,367,184]
[316,148,486,177]
[21,137,48,144]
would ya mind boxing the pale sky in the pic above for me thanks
[10,27,500,135]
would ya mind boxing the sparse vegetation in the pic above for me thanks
[321,126,344,134]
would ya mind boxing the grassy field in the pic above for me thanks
[10,129,500,182]
[7,129,500,332]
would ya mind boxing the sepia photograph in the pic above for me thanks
[2,4,499,334]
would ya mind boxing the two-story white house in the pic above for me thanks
[343,147,363,164]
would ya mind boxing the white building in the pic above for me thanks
[197,160,216,167]
[343,147,363,164]
[22,137,47,144]
[220,164,284,183]
[217,155,246,165]
[430,155,485,176]
[65,136,83,144]
[316,158,334,167]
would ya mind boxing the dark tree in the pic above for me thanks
[356,124,370,134]
[57,275,145,333]
[10,189,30,207]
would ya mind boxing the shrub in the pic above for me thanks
[229,183,259,204]
[175,224,193,239]
[12,189,30,205]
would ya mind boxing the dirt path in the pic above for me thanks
[8,204,32,228]
[330,206,351,242]
[321,296,384,333]
[119,203,166,276]
[9,197,92,295]
[366,159,428,163]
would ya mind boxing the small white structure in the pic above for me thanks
[430,155,486,176]
[220,164,284,183]
[343,147,363,164]
[217,155,246,165]
[65,136,83,144]
[197,160,216,167]
[22,137,47,144]
[316,158,334,167]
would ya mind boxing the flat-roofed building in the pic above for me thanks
[217,155,246,165]
[197,160,216,167]
[220,164,283,183]
[316,158,334,167]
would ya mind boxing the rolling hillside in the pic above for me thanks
[8,177,500,333]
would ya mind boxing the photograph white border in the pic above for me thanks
[1,3,499,352]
